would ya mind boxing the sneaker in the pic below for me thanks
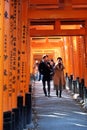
[45,94,47,96]
[59,95,62,98]
[56,91,58,97]
[48,94,50,97]
[56,94,58,97]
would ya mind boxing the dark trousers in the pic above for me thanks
[55,82,62,97]
[56,89,62,97]
[42,79,50,96]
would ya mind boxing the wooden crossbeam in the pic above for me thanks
[29,9,87,20]
[30,28,85,36]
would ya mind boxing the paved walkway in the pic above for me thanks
[32,81,87,130]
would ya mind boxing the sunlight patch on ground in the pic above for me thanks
[73,111,87,115]
[54,112,67,116]
[38,114,63,118]
[74,123,87,127]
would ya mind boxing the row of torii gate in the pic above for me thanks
[0,0,87,130]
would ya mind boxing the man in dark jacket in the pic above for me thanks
[38,54,52,97]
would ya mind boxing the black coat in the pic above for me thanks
[39,61,52,81]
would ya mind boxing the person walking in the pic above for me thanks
[53,57,65,98]
[49,59,55,80]
[33,60,39,81]
[38,54,52,97]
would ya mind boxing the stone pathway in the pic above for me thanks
[31,81,87,130]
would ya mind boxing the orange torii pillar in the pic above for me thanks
[3,0,19,130]
[3,1,16,130]
[11,0,27,129]
[76,36,85,81]
[15,0,21,97]
[3,0,11,113]
[68,37,74,76]
[59,41,66,70]
[27,23,31,92]
[0,0,4,129]
[76,36,86,100]
[81,21,87,107]
[72,36,80,80]
[20,0,29,103]
[20,0,32,125]
[84,20,87,88]
[63,37,73,76]
[9,0,18,110]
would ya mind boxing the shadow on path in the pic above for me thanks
[32,81,87,130]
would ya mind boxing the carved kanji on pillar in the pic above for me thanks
[85,20,87,53]
[0,0,4,129]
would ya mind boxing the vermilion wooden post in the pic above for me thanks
[9,0,18,109]
[72,36,78,80]
[63,37,71,76]
[3,0,10,112]
[74,36,79,79]
[20,0,29,105]
[81,37,85,80]
[17,0,22,96]
[0,0,4,129]
[84,54,87,87]
[76,36,85,80]
[68,37,73,76]
[84,20,87,87]
[27,23,30,92]
[15,0,20,96]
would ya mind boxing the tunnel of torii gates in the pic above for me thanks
[1,0,87,129]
